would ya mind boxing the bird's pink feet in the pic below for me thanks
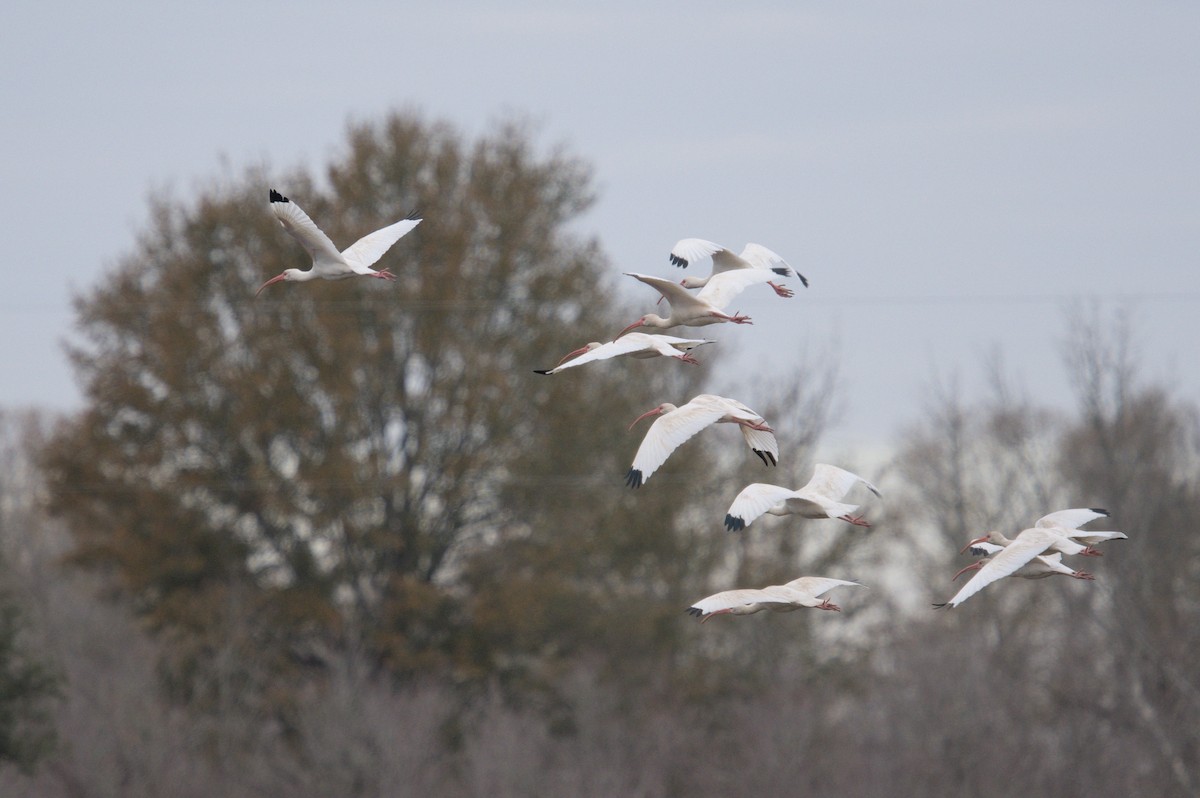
[839,514,871,528]
[769,282,794,298]
[679,353,700,365]
[1079,546,1103,557]
[720,311,753,325]
[374,269,397,281]
[816,600,841,612]
[1072,571,1096,580]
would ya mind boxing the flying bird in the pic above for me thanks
[687,576,865,622]
[669,238,808,298]
[953,540,1095,583]
[617,271,775,336]
[534,333,713,375]
[625,394,778,488]
[723,464,881,532]
[935,527,1095,609]
[256,189,421,296]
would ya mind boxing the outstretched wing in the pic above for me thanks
[782,576,865,598]
[739,425,779,467]
[625,272,712,312]
[270,190,341,264]
[686,587,795,617]
[739,243,809,287]
[1035,507,1109,531]
[724,483,797,531]
[669,238,727,269]
[342,212,422,272]
[801,463,881,502]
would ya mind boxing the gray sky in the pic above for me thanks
[4,2,1197,455]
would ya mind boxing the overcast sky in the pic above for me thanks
[4,2,1197,457]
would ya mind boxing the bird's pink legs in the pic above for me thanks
[678,353,700,365]
[768,281,794,298]
[815,600,841,612]
[1079,546,1103,557]
[373,269,397,281]
[714,310,753,325]
[838,514,871,528]
[1071,571,1096,580]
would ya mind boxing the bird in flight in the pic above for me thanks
[256,189,421,296]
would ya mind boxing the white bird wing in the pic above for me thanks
[801,463,882,501]
[271,193,342,264]
[782,576,865,598]
[625,272,713,312]
[688,587,795,616]
[669,238,727,269]
[341,214,422,273]
[724,483,799,531]
[740,425,779,467]
[628,399,727,486]
[1035,507,1109,531]
[695,269,776,310]
[969,541,1006,556]
[551,336,655,372]
[944,528,1061,607]
[738,242,802,281]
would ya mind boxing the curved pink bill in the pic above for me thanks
[628,406,664,431]
[616,319,644,338]
[959,536,988,554]
[255,273,288,297]
[554,345,590,367]
[951,562,983,581]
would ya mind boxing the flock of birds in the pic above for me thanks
[256,189,1127,624]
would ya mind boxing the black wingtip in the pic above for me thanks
[669,254,689,268]
[405,209,422,221]
[725,514,746,533]
[533,369,551,375]
[798,273,809,287]
[269,189,289,204]
[625,469,644,489]
[685,607,703,617]
[932,602,950,610]
[1091,507,1109,516]
[771,266,789,276]
[753,450,768,467]
[968,547,987,556]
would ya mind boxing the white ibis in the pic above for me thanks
[935,527,1094,609]
[617,272,776,335]
[953,540,1095,583]
[669,238,808,298]
[256,189,421,296]
[723,464,881,532]
[625,394,778,489]
[687,576,865,622]
[1034,507,1128,548]
[960,525,1101,559]
[534,333,714,375]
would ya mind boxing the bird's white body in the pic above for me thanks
[937,527,1094,609]
[534,333,713,375]
[618,271,770,335]
[724,464,881,531]
[670,238,808,297]
[687,576,865,621]
[257,189,421,295]
[625,394,778,488]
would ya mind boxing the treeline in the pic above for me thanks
[0,112,1195,796]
